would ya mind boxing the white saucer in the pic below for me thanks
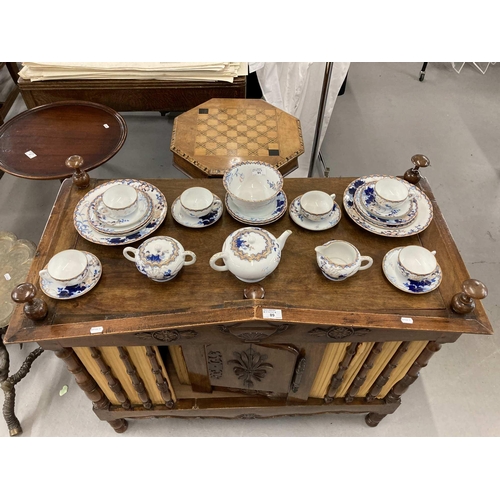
[74,179,167,246]
[289,196,341,231]
[354,185,417,228]
[88,191,153,235]
[171,194,223,228]
[361,181,416,220]
[225,191,287,225]
[343,175,433,237]
[39,252,102,300]
[382,247,442,294]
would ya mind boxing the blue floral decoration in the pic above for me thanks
[364,186,376,205]
[198,210,219,226]
[348,179,365,195]
[58,283,88,298]
[404,277,436,293]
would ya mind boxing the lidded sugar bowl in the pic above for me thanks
[209,227,292,282]
[123,236,196,282]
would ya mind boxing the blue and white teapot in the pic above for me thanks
[209,227,292,283]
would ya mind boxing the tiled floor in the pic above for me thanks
[1,62,498,436]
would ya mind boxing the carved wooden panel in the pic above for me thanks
[219,322,290,342]
[205,344,298,395]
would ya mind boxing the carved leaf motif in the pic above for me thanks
[307,326,370,339]
[219,323,289,342]
[228,347,273,388]
[134,329,198,343]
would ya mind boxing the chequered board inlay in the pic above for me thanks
[194,107,280,157]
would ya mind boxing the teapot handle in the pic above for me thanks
[209,252,228,272]
[123,247,138,262]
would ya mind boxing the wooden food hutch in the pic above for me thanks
[4,176,492,432]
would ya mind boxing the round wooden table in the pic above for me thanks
[0,100,127,180]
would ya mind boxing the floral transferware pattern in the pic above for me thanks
[74,179,167,246]
[230,228,275,262]
[343,175,433,237]
[289,196,341,231]
[87,191,154,235]
[39,252,102,300]
[382,247,442,294]
[354,184,418,228]
[171,194,223,228]
[225,191,287,225]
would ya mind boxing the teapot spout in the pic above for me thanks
[276,230,292,249]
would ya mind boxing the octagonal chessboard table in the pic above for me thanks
[170,98,304,178]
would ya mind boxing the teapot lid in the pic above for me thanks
[138,236,182,267]
[227,228,275,262]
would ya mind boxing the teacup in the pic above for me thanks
[39,249,88,286]
[397,245,437,281]
[300,191,336,221]
[223,161,283,212]
[123,236,196,282]
[315,240,373,281]
[180,187,222,218]
[102,184,139,218]
[374,178,409,209]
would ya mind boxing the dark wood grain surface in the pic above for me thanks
[0,101,127,180]
[4,177,493,346]
[18,76,247,113]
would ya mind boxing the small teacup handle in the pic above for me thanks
[183,251,197,266]
[210,252,228,272]
[359,256,373,271]
[39,269,51,280]
[330,194,336,202]
[212,198,222,211]
[123,247,138,262]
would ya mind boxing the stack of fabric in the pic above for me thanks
[19,62,247,82]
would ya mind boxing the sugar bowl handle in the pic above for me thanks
[451,279,488,314]
[404,154,431,185]
[183,251,196,267]
[66,155,90,189]
[123,247,138,262]
[11,283,48,321]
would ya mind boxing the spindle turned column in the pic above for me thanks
[55,348,128,433]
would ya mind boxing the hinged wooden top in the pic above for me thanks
[4,177,493,345]
[170,98,304,177]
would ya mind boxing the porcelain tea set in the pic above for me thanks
[39,249,102,300]
[39,164,442,300]
[343,174,433,237]
[223,161,288,225]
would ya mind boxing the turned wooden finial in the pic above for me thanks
[404,154,431,184]
[66,155,90,189]
[243,285,265,299]
[11,283,48,321]
[451,279,488,314]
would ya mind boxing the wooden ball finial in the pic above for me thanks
[66,155,90,189]
[404,154,431,185]
[11,283,48,321]
[243,285,265,299]
[451,279,488,314]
